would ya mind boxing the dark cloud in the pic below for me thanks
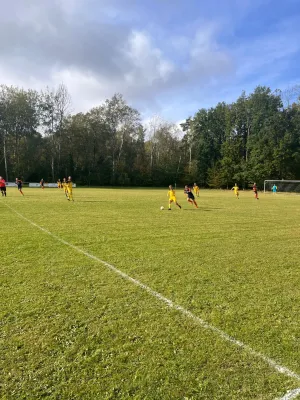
[0,0,132,80]
[0,0,234,115]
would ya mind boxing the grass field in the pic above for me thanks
[1,187,300,400]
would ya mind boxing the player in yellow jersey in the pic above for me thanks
[57,179,62,189]
[62,178,68,198]
[193,183,200,197]
[231,183,239,199]
[66,176,74,201]
[167,185,181,210]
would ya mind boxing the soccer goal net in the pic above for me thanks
[264,180,300,193]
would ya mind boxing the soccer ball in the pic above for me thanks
[160,206,164,210]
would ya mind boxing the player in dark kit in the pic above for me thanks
[40,178,45,189]
[15,178,24,196]
[253,182,259,199]
[0,176,6,197]
[184,185,198,208]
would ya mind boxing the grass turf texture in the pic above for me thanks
[1,188,300,400]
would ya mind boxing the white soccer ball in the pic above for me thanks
[160,206,164,210]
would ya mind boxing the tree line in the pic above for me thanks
[0,83,299,188]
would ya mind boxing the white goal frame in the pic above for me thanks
[264,179,300,193]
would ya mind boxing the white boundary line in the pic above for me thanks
[278,388,300,400]
[4,204,300,398]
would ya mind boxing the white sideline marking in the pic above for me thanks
[4,204,300,391]
[279,388,300,400]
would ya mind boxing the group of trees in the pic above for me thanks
[0,83,300,188]
[183,85,300,188]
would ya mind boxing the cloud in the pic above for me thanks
[122,31,175,90]
[234,17,300,80]
[3,0,298,125]
[189,23,232,76]
[0,0,234,118]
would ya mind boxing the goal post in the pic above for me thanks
[264,180,300,193]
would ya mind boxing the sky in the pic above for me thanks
[1,0,300,124]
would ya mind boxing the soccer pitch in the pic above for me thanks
[1,188,300,400]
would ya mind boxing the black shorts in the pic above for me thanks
[17,185,22,190]
[187,192,195,200]
[0,187,6,192]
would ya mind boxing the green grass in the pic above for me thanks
[1,187,300,399]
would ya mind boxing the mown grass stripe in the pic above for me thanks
[4,203,300,391]
[278,388,300,400]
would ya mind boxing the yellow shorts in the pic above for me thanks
[169,196,176,203]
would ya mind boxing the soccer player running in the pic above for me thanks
[253,182,259,199]
[184,185,198,208]
[272,184,277,194]
[62,178,68,198]
[40,178,45,189]
[0,176,6,197]
[231,183,239,199]
[167,185,181,210]
[15,178,24,196]
[66,176,74,201]
[193,183,200,197]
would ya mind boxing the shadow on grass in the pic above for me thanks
[76,200,109,203]
[183,208,221,211]
[183,209,211,211]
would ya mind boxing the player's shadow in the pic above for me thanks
[184,208,209,211]
[76,200,108,203]
[184,207,221,211]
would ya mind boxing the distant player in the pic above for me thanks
[15,178,24,196]
[66,176,74,201]
[0,176,6,197]
[62,178,68,198]
[40,178,45,189]
[184,185,198,208]
[193,183,200,197]
[167,185,181,210]
[231,183,239,199]
[253,183,259,199]
[272,184,277,194]
[57,179,62,189]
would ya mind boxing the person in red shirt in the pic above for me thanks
[253,183,259,199]
[0,176,6,197]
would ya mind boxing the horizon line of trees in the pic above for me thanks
[1,83,300,188]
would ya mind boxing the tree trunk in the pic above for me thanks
[118,134,124,164]
[58,137,61,176]
[176,155,181,181]
[3,135,8,181]
[51,156,54,182]
[112,151,115,185]
[246,114,251,162]
[150,142,155,174]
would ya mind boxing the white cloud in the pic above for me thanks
[235,20,300,79]
[2,1,298,112]
[189,24,233,76]
[123,31,175,85]
[0,0,236,120]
